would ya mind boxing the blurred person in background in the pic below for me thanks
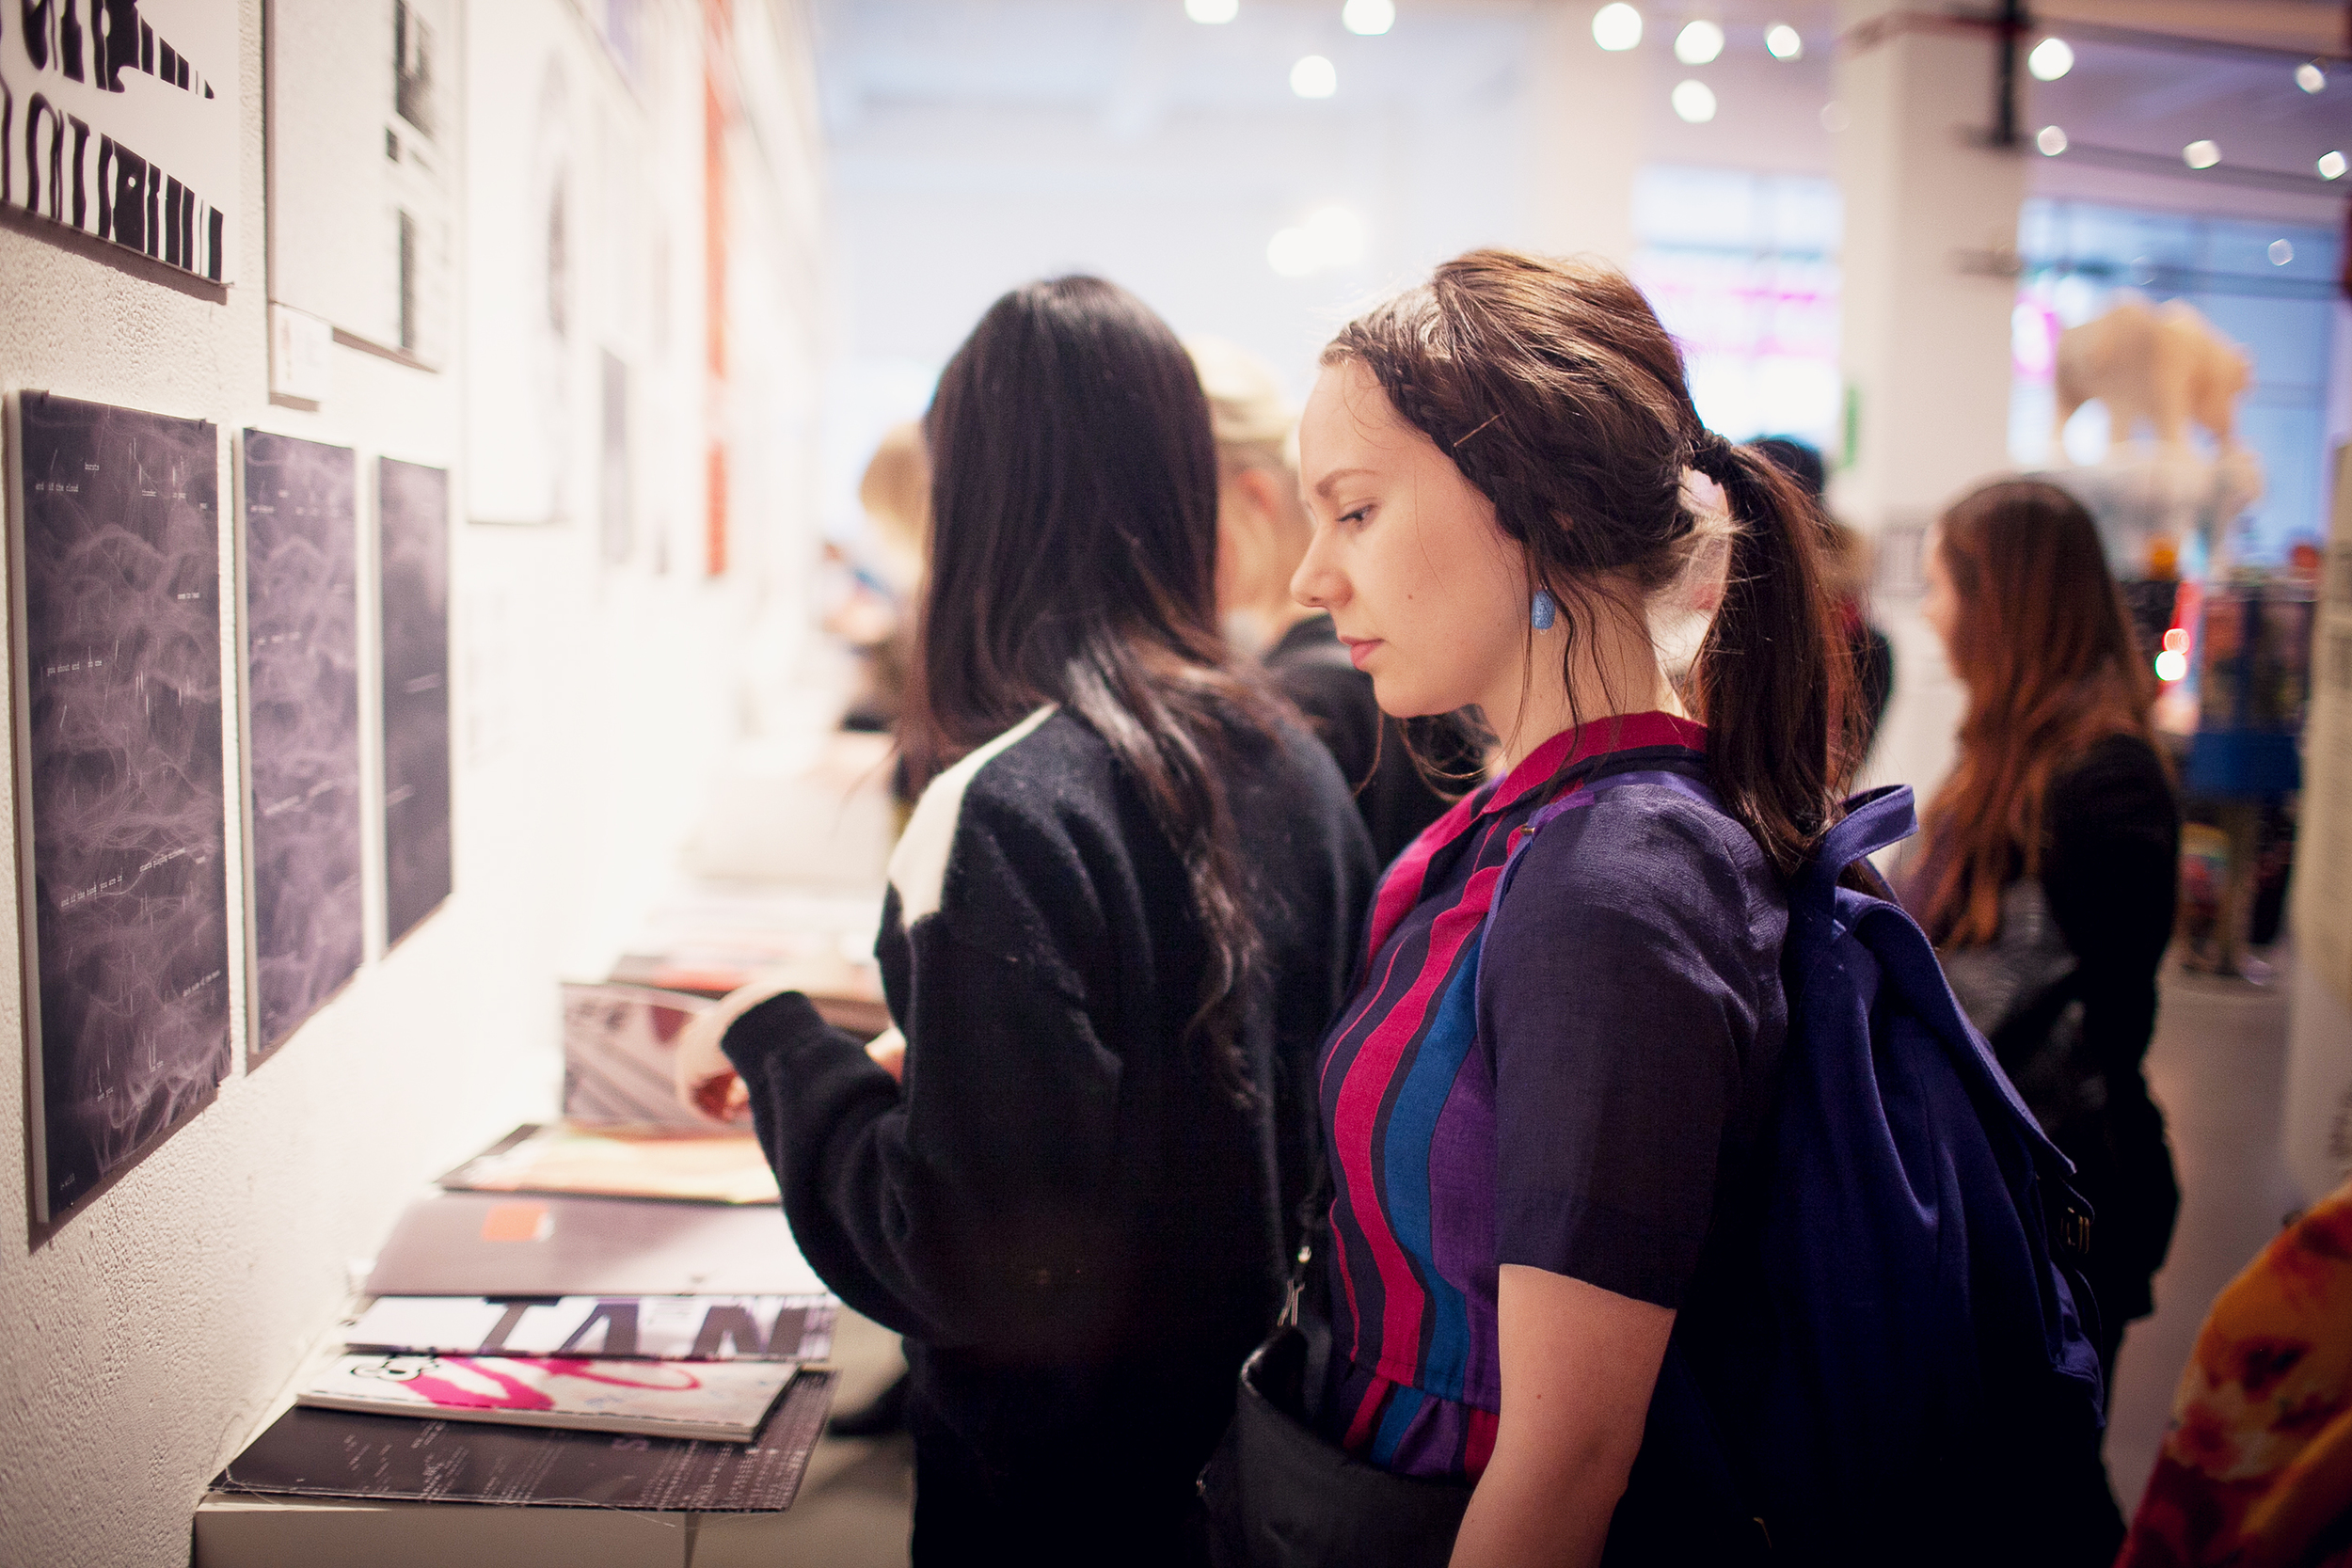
[675,277,1376,1565]
[1189,336,1475,866]
[1753,436,1894,762]
[1911,478,2182,1522]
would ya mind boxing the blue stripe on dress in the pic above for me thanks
[1375,932,1485,1402]
[1370,1380,1427,1467]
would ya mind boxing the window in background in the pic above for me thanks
[2009,198,2342,566]
[1632,165,1843,451]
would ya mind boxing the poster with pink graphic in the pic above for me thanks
[297,1353,795,1443]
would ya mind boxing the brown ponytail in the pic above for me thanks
[1326,248,1851,876]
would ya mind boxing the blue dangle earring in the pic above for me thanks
[1530,589,1557,631]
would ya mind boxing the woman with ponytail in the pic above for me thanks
[673,277,1377,1564]
[1204,250,1849,1568]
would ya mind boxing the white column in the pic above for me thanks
[1520,1,1651,270]
[1831,2,2026,803]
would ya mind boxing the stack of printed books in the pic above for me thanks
[197,988,846,1567]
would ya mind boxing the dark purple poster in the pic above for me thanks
[378,457,451,946]
[242,432,362,1060]
[12,392,230,1224]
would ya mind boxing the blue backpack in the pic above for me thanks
[1509,774,2110,1563]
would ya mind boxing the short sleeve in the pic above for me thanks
[1478,792,1783,1309]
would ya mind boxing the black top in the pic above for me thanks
[1941,731,2181,1324]
[722,705,1377,1530]
[1263,613,1470,866]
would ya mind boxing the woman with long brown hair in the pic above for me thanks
[1206,249,1849,1566]
[673,276,1376,1563]
[1915,478,2182,1498]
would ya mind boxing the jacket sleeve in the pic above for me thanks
[722,821,1128,1359]
[2040,739,2179,1084]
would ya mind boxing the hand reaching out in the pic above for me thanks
[671,967,909,1123]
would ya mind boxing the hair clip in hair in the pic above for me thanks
[1531,589,1557,631]
[1452,414,1502,450]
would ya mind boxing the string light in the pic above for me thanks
[2320,150,2346,181]
[1291,55,1338,97]
[2295,61,2326,93]
[2183,139,2220,169]
[1675,20,1724,64]
[1184,0,1238,23]
[1342,0,1395,35]
[2027,37,2073,80]
[1592,3,1643,51]
[1672,79,1717,122]
[2269,239,2295,265]
[1765,24,1802,59]
[2036,125,2068,155]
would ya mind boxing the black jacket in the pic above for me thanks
[723,704,1375,1550]
[1262,614,1472,866]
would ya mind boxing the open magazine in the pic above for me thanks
[442,1122,780,1205]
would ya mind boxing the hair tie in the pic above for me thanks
[1689,430,1740,483]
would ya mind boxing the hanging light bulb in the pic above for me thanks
[1764,24,1802,59]
[2027,37,2073,81]
[1291,55,1338,98]
[1674,20,1724,64]
[1342,0,1395,35]
[1591,3,1643,52]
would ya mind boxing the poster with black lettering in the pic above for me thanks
[242,432,362,1060]
[9,392,230,1224]
[378,457,450,946]
[0,0,239,282]
[266,0,452,364]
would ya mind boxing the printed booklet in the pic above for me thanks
[441,1122,781,1206]
[346,1294,835,1363]
[295,1354,797,1443]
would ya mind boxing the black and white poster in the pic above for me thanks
[1,0,240,281]
[10,392,230,1224]
[378,457,450,946]
[267,0,452,363]
[241,432,362,1059]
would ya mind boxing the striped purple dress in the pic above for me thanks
[1310,712,1788,1481]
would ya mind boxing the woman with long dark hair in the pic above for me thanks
[1915,479,2181,1493]
[1211,249,1850,1566]
[674,277,1377,1562]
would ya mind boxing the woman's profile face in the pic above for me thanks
[1920,530,1963,669]
[1292,358,1528,721]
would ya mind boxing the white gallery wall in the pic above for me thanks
[0,4,829,1565]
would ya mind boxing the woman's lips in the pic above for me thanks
[1340,637,1380,671]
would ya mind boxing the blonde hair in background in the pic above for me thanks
[858,421,930,588]
[1186,335,1298,477]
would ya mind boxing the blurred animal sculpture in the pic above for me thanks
[2052,294,2251,456]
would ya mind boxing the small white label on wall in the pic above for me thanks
[270,303,333,404]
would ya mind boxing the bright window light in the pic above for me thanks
[2321,150,2347,180]
[2154,649,2188,683]
[1765,24,1802,59]
[2036,125,2068,156]
[1671,79,1717,122]
[1291,55,1338,97]
[1592,3,1643,52]
[2026,37,2073,81]
[2184,138,2220,169]
[2295,61,2326,93]
[1184,0,1238,22]
[1342,0,1395,36]
[1674,20,1724,64]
